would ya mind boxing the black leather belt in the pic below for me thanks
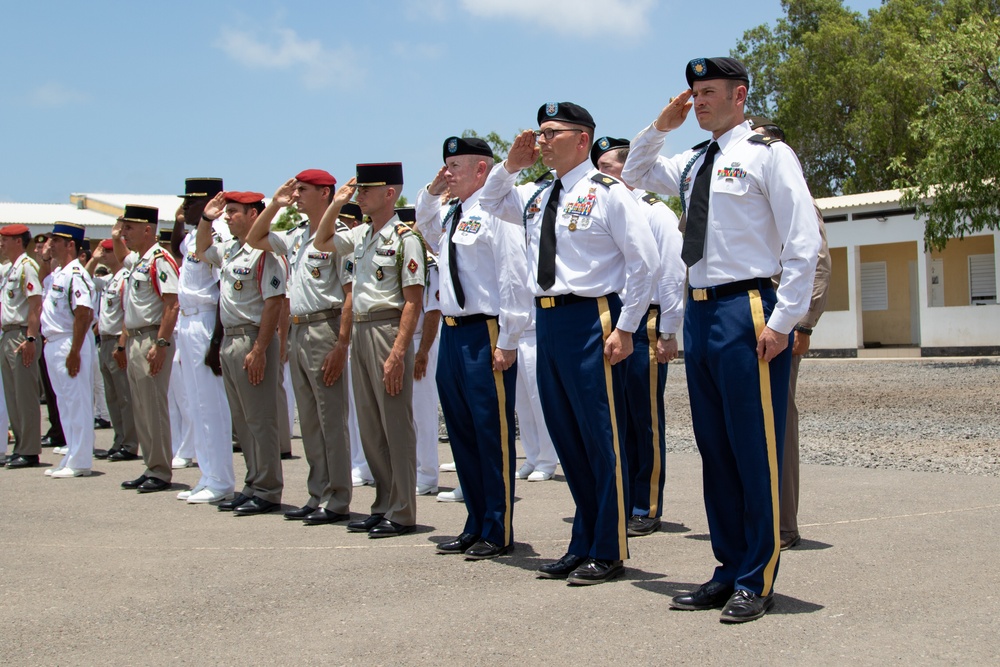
[535,293,592,309]
[689,278,773,302]
[443,313,496,327]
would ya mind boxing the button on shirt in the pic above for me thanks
[622,120,821,334]
[268,220,353,316]
[123,246,180,330]
[415,186,531,350]
[202,240,287,328]
[178,228,227,311]
[347,218,426,316]
[41,259,94,338]
[0,254,41,326]
[478,160,659,334]
[633,190,686,335]
[94,266,128,336]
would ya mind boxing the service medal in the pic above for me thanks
[375,267,384,281]
[234,279,243,291]
[311,266,321,279]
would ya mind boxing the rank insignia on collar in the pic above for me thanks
[375,267,384,281]
[234,279,243,291]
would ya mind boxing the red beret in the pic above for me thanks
[0,224,30,237]
[224,191,266,205]
[295,169,337,187]
[99,239,115,250]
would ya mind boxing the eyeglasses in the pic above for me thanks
[533,128,583,141]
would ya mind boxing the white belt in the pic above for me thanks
[179,305,216,317]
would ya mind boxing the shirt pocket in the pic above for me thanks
[711,176,750,229]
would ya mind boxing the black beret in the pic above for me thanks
[356,162,403,187]
[179,177,224,199]
[685,57,749,88]
[537,102,596,129]
[590,136,630,168]
[443,136,494,162]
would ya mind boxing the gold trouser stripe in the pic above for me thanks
[645,308,661,517]
[597,297,628,559]
[487,319,512,546]
[748,290,781,596]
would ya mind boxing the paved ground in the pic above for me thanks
[2,424,998,666]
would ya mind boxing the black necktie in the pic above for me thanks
[448,201,465,308]
[681,141,720,267]
[537,178,562,290]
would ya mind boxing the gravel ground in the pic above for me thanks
[663,357,1000,477]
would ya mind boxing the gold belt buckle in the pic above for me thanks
[444,316,457,327]
[292,315,302,324]
[692,288,708,302]
[540,297,555,309]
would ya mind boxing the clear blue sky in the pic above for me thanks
[0,0,881,205]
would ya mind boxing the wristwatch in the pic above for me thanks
[25,336,36,343]
[793,325,813,336]
[659,333,676,341]
[116,345,125,352]
[155,338,171,348]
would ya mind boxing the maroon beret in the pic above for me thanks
[224,191,266,205]
[295,169,337,187]
[0,224,30,237]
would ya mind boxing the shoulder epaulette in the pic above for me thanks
[425,252,437,268]
[748,134,782,146]
[151,248,164,259]
[641,192,662,206]
[534,170,555,184]
[297,219,309,229]
[591,174,619,188]
[691,139,711,150]
[447,197,460,206]
[394,223,412,237]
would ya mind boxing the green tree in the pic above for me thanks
[463,129,551,185]
[894,13,1000,249]
[272,206,301,231]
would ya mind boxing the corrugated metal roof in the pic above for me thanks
[815,189,905,211]
[71,193,184,219]
[0,202,115,227]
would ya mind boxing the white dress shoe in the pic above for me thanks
[352,474,374,487]
[527,470,554,482]
[437,487,464,502]
[416,483,439,496]
[50,467,92,478]
[44,467,61,477]
[187,488,234,504]
[171,457,194,469]
[52,446,68,455]
[439,461,457,473]
[515,463,535,480]
[177,485,206,501]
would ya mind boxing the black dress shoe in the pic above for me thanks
[346,514,384,533]
[284,504,318,520]
[121,475,150,490]
[671,581,734,610]
[109,449,140,461]
[719,589,774,623]
[567,559,624,585]
[280,451,293,460]
[626,515,661,537]
[436,533,479,554]
[464,540,513,560]
[303,508,350,525]
[368,518,415,538]
[6,454,40,469]
[136,477,171,493]
[93,449,111,460]
[780,531,801,550]
[233,497,280,516]
[538,553,588,579]
[41,435,63,448]
[94,418,112,429]
[217,493,252,511]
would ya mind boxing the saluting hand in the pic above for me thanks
[273,178,297,207]
[653,90,694,132]
[427,167,449,197]
[333,178,358,207]
[202,192,226,221]
[604,328,633,365]
[756,326,789,362]
[505,130,541,173]
[175,203,186,225]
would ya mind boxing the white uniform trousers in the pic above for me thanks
[347,349,371,480]
[412,332,440,488]
[515,327,558,475]
[45,334,94,470]
[177,309,235,493]
[168,354,196,460]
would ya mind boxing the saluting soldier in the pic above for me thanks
[0,224,43,469]
[592,137,686,537]
[313,163,425,538]
[478,102,659,584]
[196,191,287,516]
[246,169,355,525]
[415,137,531,559]
[40,222,96,477]
[118,205,181,494]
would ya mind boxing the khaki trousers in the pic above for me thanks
[221,331,283,504]
[1,328,41,456]
[126,330,174,482]
[780,354,802,535]
[99,336,138,454]
[351,317,416,526]
[290,316,351,512]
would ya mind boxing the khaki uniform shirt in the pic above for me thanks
[203,239,287,328]
[94,266,128,336]
[41,259,94,338]
[268,220,352,316]
[347,217,426,315]
[0,254,41,326]
[123,245,180,329]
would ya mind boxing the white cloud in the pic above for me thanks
[458,0,657,37]
[215,26,359,90]
[23,83,90,108]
